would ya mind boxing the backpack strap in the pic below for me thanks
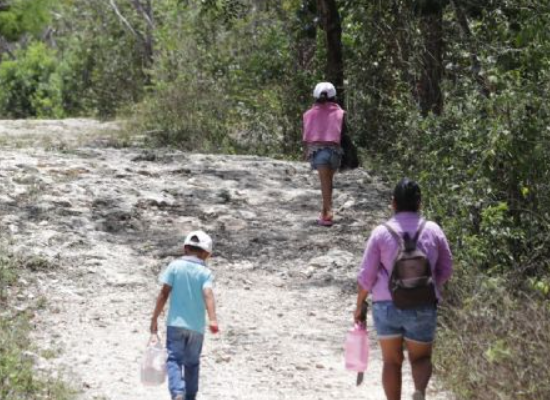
[383,219,427,247]
[383,223,404,250]
[413,220,427,243]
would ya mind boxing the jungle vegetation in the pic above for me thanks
[2,1,550,398]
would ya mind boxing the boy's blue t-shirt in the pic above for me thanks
[160,256,213,334]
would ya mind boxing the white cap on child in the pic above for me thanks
[184,230,213,254]
[313,82,337,99]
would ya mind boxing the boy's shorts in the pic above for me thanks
[373,301,437,344]
[310,147,341,171]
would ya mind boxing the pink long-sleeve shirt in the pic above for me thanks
[357,212,453,302]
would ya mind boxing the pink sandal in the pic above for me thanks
[317,216,334,227]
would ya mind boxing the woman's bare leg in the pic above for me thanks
[317,166,335,219]
[379,337,405,400]
[406,340,433,396]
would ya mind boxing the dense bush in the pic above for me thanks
[0,0,53,42]
[0,0,150,118]
[0,42,64,118]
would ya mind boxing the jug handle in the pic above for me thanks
[357,301,368,330]
[148,333,161,346]
[354,323,367,331]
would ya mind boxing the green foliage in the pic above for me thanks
[133,1,319,153]
[0,0,54,41]
[0,0,153,118]
[2,1,550,398]
[51,0,150,117]
[0,42,64,118]
[354,3,550,398]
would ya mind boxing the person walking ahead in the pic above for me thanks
[150,230,219,400]
[303,82,346,226]
[354,178,453,400]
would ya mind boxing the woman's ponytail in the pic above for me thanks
[316,92,329,103]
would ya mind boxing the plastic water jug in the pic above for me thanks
[344,324,369,372]
[140,336,168,386]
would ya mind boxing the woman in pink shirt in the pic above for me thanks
[354,178,453,400]
[303,82,345,226]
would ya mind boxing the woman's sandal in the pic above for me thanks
[317,216,334,227]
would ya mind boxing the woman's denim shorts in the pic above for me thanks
[310,147,341,170]
[373,301,438,344]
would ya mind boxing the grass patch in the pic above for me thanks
[0,250,75,400]
[435,267,550,400]
[19,255,58,272]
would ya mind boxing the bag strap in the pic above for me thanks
[383,219,427,248]
[413,220,427,243]
[383,222,404,250]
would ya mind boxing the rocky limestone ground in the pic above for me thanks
[0,119,451,400]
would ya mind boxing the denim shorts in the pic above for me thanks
[372,301,438,343]
[310,147,341,170]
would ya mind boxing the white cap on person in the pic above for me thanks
[313,82,337,99]
[184,230,213,254]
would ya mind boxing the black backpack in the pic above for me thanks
[383,221,437,309]
[340,133,359,170]
[338,117,359,171]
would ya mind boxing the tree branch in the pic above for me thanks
[316,0,345,105]
[107,0,143,40]
[0,35,15,60]
[131,0,154,29]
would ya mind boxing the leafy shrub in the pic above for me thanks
[132,79,233,152]
[0,0,53,42]
[0,42,64,118]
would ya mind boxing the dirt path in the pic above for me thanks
[0,119,451,400]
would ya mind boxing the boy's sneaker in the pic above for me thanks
[412,391,425,400]
[174,395,184,400]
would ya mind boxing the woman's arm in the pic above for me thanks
[354,227,382,322]
[354,285,369,323]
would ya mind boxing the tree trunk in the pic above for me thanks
[391,2,417,101]
[418,3,444,116]
[316,0,345,105]
[0,2,11,61]
[451,0,491,98]
[131,0,154,68]
[294,0,317,72]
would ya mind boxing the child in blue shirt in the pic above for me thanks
[150,230,219,400]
